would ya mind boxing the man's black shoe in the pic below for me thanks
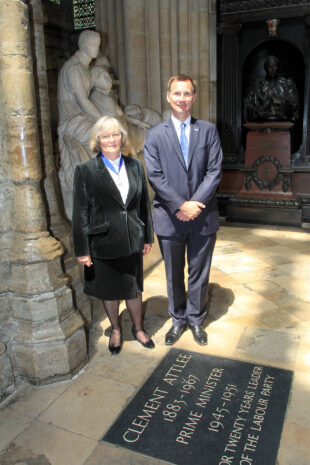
[189,325,208,345]
[165,325,185,345]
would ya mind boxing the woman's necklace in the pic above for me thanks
[101,153,123,186]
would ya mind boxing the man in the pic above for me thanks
[144,74,223,346]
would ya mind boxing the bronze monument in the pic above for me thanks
[244,55,299,123]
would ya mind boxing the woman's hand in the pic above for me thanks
[142,244,152,255]
[77,255,93,267]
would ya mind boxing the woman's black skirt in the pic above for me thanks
[83,253,143,300]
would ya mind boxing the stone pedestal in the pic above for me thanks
[227,123,302,226]
[240,123,294,197]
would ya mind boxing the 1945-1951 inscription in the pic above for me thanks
[103,349,292,465]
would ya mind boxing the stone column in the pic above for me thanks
[208,0,217,123]
[218,23,242,162]
[29,0,92,326]
[123,0,148,106]
[0,0,87,384]
[30,0,69,238]
[145,0,161,113]
[96,0,217,121]
[159,0,172,110]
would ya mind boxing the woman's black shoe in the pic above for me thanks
[132,327,155,349]
[109,329,122,355]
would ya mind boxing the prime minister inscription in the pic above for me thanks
[103,349,293,465]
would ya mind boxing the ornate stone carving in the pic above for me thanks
[57,30,161,219]
[230,196,301,208]
[244,155,290,192]
[217,23,242,34]
[220,0,310,14]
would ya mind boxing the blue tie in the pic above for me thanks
[180,122,188,167]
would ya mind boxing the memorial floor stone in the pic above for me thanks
[103,349,293,465]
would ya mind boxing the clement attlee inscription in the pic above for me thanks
[103,349,293,465]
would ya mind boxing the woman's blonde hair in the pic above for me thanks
[90,116,128,153]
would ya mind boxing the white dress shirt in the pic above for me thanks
[171,114,191,146]
[106,154,129,204]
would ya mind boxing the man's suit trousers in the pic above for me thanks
[158,231,216,327]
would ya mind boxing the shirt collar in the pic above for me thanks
[171,114,191,129]
[109,154,122,166]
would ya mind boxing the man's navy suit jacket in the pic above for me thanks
[144,117,223,237]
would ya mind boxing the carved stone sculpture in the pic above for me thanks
[57,30,101,219]
[58,30,162,219]
[89,64,153,157]
[124,104,162,127]
[244,55,299,123]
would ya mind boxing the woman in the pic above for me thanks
[72,116,154,354]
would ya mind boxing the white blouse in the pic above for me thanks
[105,155,129,204]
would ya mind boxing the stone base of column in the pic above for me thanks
[11,328,87,385]
[64,255,92,327]
[5,238,89,385]
[0,342,15,402]
[6,284,87,384]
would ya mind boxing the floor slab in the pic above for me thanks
[1,223,310,465]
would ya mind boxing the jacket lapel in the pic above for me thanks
[165,118,187,172]
[124,157,138,207]
[188,117,199,169]
[95,154,124,208]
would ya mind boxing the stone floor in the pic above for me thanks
[1,223,310,465]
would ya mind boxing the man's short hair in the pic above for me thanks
[167,74,197,94]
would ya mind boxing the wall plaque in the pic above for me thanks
[103,349,293,465]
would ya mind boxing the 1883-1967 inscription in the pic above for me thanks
[103,349,293,465]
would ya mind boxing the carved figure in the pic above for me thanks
[244,55,299,123]
[124,104,162,127]
[57,30,101,219]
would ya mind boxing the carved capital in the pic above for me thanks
[217,23,242,34]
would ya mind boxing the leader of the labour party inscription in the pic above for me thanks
[244,55,299,123]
